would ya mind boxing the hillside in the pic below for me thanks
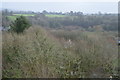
[2,26,118,78]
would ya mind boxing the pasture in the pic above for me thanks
[45,14,66,18]
[7,14,66,20]
[7,14,35,21]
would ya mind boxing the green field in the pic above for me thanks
[13,14,35,16]
[8,14,71,20]
[7,16,17,21]
[45,14,66,17]
[7,14,35,21]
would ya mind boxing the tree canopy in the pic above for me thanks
[10,16,31,33]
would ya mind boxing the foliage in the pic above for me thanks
[7,14,35,21]
[7,16,17,21]
[3,27,68,78]
[4,9,118,31]
[2,27,118,78]
[51,29,118,78]
[10,16,31,33]
[28,13,118,31]
[2,9,118,78]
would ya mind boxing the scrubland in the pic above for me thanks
[2,26,118,78]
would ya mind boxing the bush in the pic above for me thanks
[2,27,118,78]
[10,16,31,33]
[3,27,72,78]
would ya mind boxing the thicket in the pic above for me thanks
[2,9,118,31]
[2,27,118,78]
[10,16,31,33]
[28,13,118,31]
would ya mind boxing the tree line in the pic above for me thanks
[2,9,118,31]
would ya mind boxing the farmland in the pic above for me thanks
[7,14,67,21]
[13,14,35,16]
[45,14,66,17]
[7,14,35,21]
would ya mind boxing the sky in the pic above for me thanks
[2,0,119,2]
[2,2,118,14]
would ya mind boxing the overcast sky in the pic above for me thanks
[2,0,119,2]
[2,2,118,14]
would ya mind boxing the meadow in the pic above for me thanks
[45,14,66,18]
[7,14,35,21]
[7,14,67,21]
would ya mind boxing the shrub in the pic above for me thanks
[2,27,118,78]
[10,16,31,33]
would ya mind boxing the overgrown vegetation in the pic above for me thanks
[45,14,66,18]
[2,26,118,78]
[10,16,31,33]
[2,9,119,78]
[2,9,118,31]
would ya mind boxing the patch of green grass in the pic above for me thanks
[13,14,35,16]
[45,14,66,18]
[7,14,35,21]
[7,16,17,21]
